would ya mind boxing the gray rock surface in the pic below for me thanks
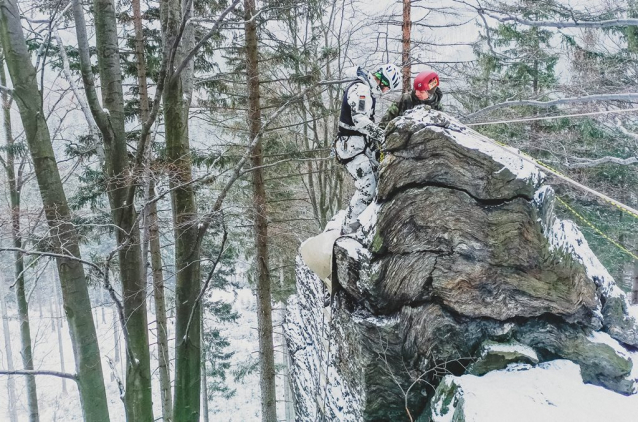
[285,108,638,421]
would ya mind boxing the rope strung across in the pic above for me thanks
[462,117,638,260]
[465,117,638,220]
[466,106,638,127]
[555,196,638,262]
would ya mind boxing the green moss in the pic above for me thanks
[371,231,385,254]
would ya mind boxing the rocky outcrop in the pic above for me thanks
[285,108,638,421]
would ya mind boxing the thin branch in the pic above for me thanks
[0,370,77,380]
[0,84,13,96]
[482,9,638,29]
[616,118,638,140]
[172,0,241,82]
[181,220,228,345]
[465,93,638,120]
[0,247,103,274]
[568,156,638,168]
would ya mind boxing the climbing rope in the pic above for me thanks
[466,106,638,127]
[555,196,638,261]
[460,128,638,261]
[468,131,638,221]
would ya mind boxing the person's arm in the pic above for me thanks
[379,101,400,130]
[348,84,384,142]
[433,87,444,111]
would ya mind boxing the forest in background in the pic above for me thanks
[1,0,638,421]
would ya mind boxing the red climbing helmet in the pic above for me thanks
[413,70,439,92]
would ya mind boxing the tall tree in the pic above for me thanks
[160,0,202,419]
[0,1,110,420]
[402,0,411,93]
[0,272,18,422]
[71,0,154,419]
[0,44,39,422]
[244,0,277,420]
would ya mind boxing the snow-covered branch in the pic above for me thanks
[482,9,638,29]
[0,370,77,380]
[616,118,638,141]
[465,93,638,120]
[569,156,638,168]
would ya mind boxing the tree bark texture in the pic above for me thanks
[402,0,411,94]
[149,181,173,422]
[53,267,68,393]
[201,315,209,422]
[0,272,19,422]
[0,2,110,420]
[244,0,278,420]
[74,0,154,419]
[2,46,39,422]
[160,1,202,420]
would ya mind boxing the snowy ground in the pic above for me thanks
[0,287,286,422]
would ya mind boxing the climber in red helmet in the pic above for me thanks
[379,70,443,129]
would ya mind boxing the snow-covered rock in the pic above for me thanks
[429,360,638,422]
[285,108,638,421]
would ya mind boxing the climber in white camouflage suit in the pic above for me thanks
[335,64,401,234]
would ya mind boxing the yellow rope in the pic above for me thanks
[477,137,638,261]
[555,196,638,262]
[483,136,638,221]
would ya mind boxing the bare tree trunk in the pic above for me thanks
[52,267,67,393]
[71,0,154,419]
[402,0,411,93]
[1,42,39,422]
[101,286,107,325]
[48,288,55,333]
[0,272,19,422]
[150,181,173,422]
[0,3,110,420]
[244,1,277,420]
[160,0,202,419]
[113,306,121,366]
[201,315,209,422]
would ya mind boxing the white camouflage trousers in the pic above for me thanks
[335,136,377,233]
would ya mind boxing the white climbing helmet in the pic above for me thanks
[374,63,401,91]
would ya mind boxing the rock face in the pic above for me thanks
[284,108,638,421]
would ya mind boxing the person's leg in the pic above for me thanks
[343,153,376,234]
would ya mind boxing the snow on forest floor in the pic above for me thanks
[0,287,286,421]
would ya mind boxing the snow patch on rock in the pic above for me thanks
[399,108,545,186]
[481,342,538,362]
[431,360,638,422]
[588,331,630,360]
[534,186,618,299]
[284,256,362,421]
